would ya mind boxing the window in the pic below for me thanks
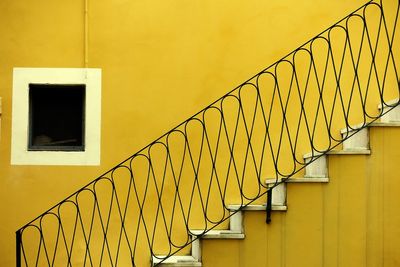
[11,68,101,165]
[28,84,86,151]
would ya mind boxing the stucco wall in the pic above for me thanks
[0,0,385,266]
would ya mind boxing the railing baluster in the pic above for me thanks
[16,230,21,267]
[266,188,272,224]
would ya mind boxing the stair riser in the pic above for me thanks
[229,210,243,232]
[304,155,327,177]
[341,128,369,150]
[268,183,286,206]
[380,105,400,122]
[191,239,201,261]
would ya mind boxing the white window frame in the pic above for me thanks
[11,68,101,165]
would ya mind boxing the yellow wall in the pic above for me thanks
[201,126,400,267]
[1,0,392,266]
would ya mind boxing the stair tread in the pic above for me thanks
[303,148,370,158]
[228,204,287,211]
[327,149,370,155]
[370,121,400,127]
[190,229,244,239]
[265,177,329,184]
[153,255,200,264]
[155,263,202,267]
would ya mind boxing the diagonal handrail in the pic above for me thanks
[16,0,399,266]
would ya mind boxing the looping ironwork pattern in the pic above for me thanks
[17,1,399,266]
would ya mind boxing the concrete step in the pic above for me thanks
[190,229,245,239]
[303,152,328,178]
[327,149,370,155]
[266,177,330,184]
[378,98,400,123]
[228,204,287,212]
[152,256,202,266]
[303,137,371,178]
[370,121,400,127]
[191,208,244,237]
[264,180,286,206]
[340,124,369,151]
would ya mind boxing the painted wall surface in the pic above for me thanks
[1,0,396,266]
[201,126,400,267]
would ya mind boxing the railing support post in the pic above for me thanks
[16,230,21,267]
[266,188,272,224]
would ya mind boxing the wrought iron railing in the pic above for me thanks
[16,0,399,266]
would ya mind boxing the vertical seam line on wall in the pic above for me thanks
[365,146,370,267]
[0,97,2,142]
[84,0,89,68]
[336,160,340,267]
[364,152,368,267]
[322,182,325,267]
[282,204,286,267]
[381,129,385,267]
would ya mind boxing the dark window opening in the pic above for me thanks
[28,84,85,151]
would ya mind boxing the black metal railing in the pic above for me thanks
[16,0,399,266]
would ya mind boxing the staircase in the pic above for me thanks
[152,99,400,266]
[16,0,399,266]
